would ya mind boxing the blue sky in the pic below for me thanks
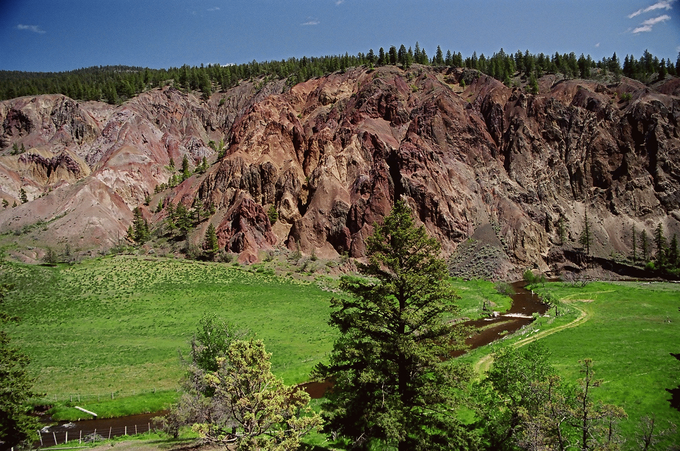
[1,0,679,72]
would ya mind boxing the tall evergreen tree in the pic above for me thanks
[314,200,471,450]
[654,223,667,267]
[435,45,444,66]
[579,210,592,255]
[388,46,398,66]
[181,155,191,181]
[203,223,219,260]
[641,229,650,262]
[129,207,150,244]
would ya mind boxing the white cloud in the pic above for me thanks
[301,19,320,26]
[16,24,45,34]
[207,7,220,11]
[335,0,345,5]
[628,0,676,18]
[642,14,672,24]
[595,42,600,47]
[632,14,671,32]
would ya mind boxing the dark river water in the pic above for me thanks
[38,281,548,446]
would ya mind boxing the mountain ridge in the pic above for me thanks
[0,64,678,277]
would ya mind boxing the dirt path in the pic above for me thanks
[473,300,589,375]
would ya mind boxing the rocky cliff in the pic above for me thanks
[0,66,678,275]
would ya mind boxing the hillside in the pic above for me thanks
[0,64,678,276]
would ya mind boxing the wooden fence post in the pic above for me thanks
[52,431,57,445]
[65,431,68,444]
[108,427,112,439]
[38,431,43,447]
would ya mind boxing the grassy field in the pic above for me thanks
[4,254,678,446]
[1,256,338,418]
[528,281,680,442]
[0,255,506,420]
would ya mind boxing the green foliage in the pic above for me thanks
[557,215,567,245]
[0,46,670,104]
[181,155,191,181]
[473,343,556,450]
[196,340,322,450]
[203,223,219,260]
[654,222,667,267]
[315,200,472,449]
[475,345,627,451]
[527,281,680,447]
[523,270,545,286]
[175,203,193,238]
[189,314,244,373]
[18,188,27,204]
[42,246,58,265]
[0,283,41,449]
[128,207,150,244]
[494,281,514,297]
[267,205,278,225]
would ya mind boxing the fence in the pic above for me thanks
[33,387,170,405]
[37,422,154,448]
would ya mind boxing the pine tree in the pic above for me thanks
[641,229,650,262]
[203,223,219,260]
[181,155,191,181]
[378,47,386,66]
[579,210,592,255]
[175,203,193,239]
[130,207,150,244]
[654,223,667,267]
[315,200,470,449]
[19,188,27,204]
[435,45,444,66]
[558,216,567,245]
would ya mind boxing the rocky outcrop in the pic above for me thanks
[0,67,678,276]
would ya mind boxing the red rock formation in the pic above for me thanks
[0,66,678,275]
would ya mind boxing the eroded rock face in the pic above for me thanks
[0,67,678,274]
[196,67,680,272]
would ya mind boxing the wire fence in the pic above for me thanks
[33,387,173,404]
[37,422,155,448]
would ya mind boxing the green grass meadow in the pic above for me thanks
[3,254,678,445]
[1,256,337,417]
[0,256,508,421]
[529,281,680,440]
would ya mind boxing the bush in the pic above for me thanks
[494,281,514,296]
[523,269,545,286]
[267,205,278,225]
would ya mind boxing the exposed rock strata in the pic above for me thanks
[0,67,678,275]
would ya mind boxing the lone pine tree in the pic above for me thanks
[315,200,471,450]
